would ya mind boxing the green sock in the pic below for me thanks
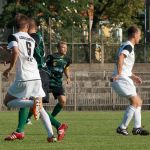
[16,108,29,133]
[47,112,61,129]
[27,110,33,120]
[51,103,62,117]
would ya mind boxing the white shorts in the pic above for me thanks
[111,76,137,97]
[8,79,45,98]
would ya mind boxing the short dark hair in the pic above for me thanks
[29,18,37,30]
[127,26,140,37]
[15,13,29,29]
[57,41,67,48]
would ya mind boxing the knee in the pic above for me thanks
[58,98,66,107]
[130,96,142,108]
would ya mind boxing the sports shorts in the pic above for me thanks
[49,86,65,99]
[8,79,45,98]
[111,76,137,98]
[39,69,50,103]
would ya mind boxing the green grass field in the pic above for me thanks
[0,111,150,150]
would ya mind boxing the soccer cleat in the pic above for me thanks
[47,136,57,143]
[26,119,32,125]
[33,97,43,120]
[132,127,150,136]
[4,132,24,141]
[116,127,129,136]
[57,123,68,141]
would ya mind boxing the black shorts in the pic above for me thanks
[49,86,65,99]
[39,69,50,103]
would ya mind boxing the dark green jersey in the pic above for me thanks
[30,32,46,69]
[46,53,71,87]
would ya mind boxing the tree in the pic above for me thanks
[93,0,144,28]
[0,0,88,28]
[0,0,144,29]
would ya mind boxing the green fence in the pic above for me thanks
[1,27,150,63]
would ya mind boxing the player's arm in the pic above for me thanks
[113,53,126,81]
[64,59,71,84]
[64,66,71,84]
[131,73,142,85]
[46,55,53,67]
[113,45,132,81]
[3,35,19,79]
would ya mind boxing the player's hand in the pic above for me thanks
[113,75,120,81]
[132,75,142,85]
[3,68,11,79]
[66,78,71,85]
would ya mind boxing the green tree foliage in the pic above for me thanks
[93,0,144,28]
[0,0,89,28]
[0,0,144,29]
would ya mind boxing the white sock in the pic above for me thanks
[120,105,136,129]
[134,106,141,128]
[40,107,53,138]
[7,99,34,108]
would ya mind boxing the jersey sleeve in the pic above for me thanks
[121,45,132,57]
[46,55,53,66]
[7,34,18,49]
[30,33,40,48]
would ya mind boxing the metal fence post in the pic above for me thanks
[49,17,52,55]
[111,88,116,110]
[72,27,74,63]
[89,18,92,63]
[74,72,77,111]
[0,72,2,110]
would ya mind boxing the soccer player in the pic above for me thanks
[17,18,68,141]
[3,14,56,142]
[46,41,71,118]
[111,26,149,136]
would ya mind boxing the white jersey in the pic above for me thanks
[112,41,135,77]
[8,32,41,81]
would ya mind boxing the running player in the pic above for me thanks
[3,14,56,142]
[46,41,71,118]
[16,18,68,141]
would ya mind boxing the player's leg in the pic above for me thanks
[40,107,57,142]
[132,95,149,135]
[41,82,64,131]
[4,107,29,141]
[51,96,66,117]
[4,93,18,106]
[112,77,136,135]
[51,87,66,117]
[26,97,63,131]
[5,80,44,141]
[26,107,67,141]
[26,69,50,124]
[4,81,36,108]
[46,112,68,141]
[26,109,33,124]
[117,105,135,135]
[49,87,68,140]
[27,98,68,141]
[16,108,29,132]
[4,90,35,108]
[4,97,35,141]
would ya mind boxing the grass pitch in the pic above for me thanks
[0,111,150,150]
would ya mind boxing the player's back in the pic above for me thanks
[8,32,41,81]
